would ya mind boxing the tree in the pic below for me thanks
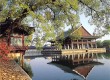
[0,42,10,60]
[102,40,110,49]
[96,40,103,48]
[0,0,110,44]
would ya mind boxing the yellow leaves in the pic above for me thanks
[20,3,29,9]
[36,14,46,22]
[45,11,52,20]
[28,11,36,18]
[66,0,79,10]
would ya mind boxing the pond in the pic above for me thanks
[24,53,110,80]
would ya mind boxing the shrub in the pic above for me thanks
[0,42,10,61]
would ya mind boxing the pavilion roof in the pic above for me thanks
[63,26,99,39]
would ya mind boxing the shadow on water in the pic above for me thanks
[24,56,36,60]
[14,57,34,78]
[22,62,33,78]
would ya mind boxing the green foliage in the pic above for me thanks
[96,40,110,49]
[101,53,110,59]
[96,40,103,48]
[0,0,110,45]
[102,40,110,49]
[55,41,62,50]
[23,62,33,78]
[25,34,33,46]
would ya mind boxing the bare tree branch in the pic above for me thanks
[78,0,100,18]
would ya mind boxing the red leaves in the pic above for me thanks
[0,42,10,61]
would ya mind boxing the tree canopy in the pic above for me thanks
[0,0,110,45]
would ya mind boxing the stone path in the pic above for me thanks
[0,60,32,80]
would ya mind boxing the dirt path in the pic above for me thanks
[0,60,31,80]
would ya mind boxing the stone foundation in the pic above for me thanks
[0,59,32,80]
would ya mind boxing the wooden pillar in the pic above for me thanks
[77,40,79,49]
[91,40,93,48]
[83,53,85,63]
[95,42,97,48]
[78,54,80,64]
[20,53,24,67]
[87,40,89,48]
[81,39,83,49]
[72,54,75,65]
[71,41,73,49]
[68,44,69,49]
[22,34,24,47]
[91,53,94,60]
[22,54,24,67]
[88,53,90,63]
[95,39,97,48]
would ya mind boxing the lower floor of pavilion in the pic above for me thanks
[62,39,97,49]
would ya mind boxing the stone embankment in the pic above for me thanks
[0,59,31,80]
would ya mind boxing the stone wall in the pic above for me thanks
[0,59,32,80]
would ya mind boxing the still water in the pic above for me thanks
[25,53,110,80]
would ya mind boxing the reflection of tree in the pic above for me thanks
[98,53,110,59]
[15,57,33,78]
[23,62,33,78]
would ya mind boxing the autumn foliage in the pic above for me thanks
[0,42,10,61]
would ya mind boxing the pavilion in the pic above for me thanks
[0,18,34,66]
[59,26,99,50]
[42,26,106,54]
[0,18,34,52]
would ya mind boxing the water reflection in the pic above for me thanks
[49,53,103,80]
[24,53,110,80]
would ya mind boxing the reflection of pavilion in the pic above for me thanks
[52,52,99,65]
[49,61,103,80]
[73,65,94,79]
[49,52,103,80]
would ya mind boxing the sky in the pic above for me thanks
[80,14,110,41]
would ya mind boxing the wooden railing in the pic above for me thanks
[10,46,28,51]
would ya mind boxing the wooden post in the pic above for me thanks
[91,53,93,60]
[71,41,73,49]
[77,40,79,49]
[95,43,97,48]
[95,39,97,48]
[88,53,90,63]
[82,39,83,49]
[72,54,75,65]
[83,53,85,63]
[90,40,93,48]
[87,40,89,49]
[68,44,69,49]
[22,35,24,47]
[78,54,80,64]
[21,53,24,67]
